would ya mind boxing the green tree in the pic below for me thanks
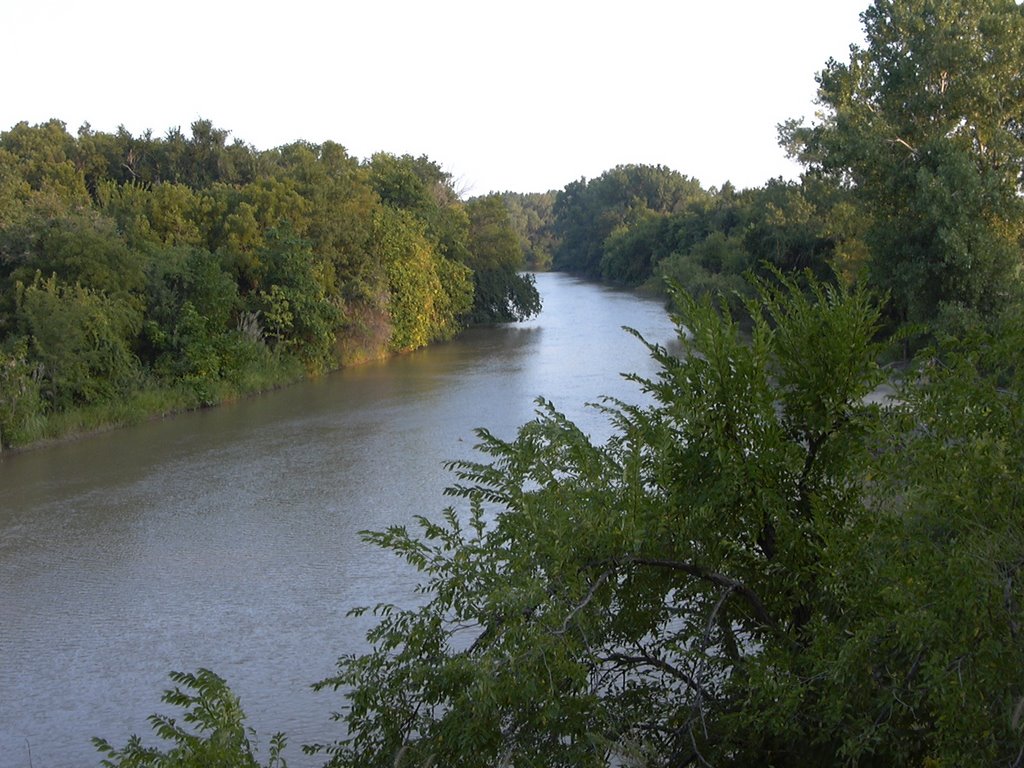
[98,181,205,249]
[499,191,558,271]
[374,208,472,352]
[309,272,1023,766]
[367,152,471,264]
[552,165,707,277]
[783,0,1024,332]
[0,119,89,204]
[0,204,146,305]
[0,336,42,447]
[94,669,288,768]
[252,230,342,370]
[16,273,142,409]
[464,194,541,323]
[271,141,378,303]
[0,147,30,228]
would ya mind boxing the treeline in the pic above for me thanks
[507,139,1020,339]
[0,121,540,448]
[503,0,1024,341]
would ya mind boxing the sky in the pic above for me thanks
[2,0,868,196]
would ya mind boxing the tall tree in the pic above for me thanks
[367,153,471,264]
[783,0,1024,332]
[499,191,558,271]
[552,165,707,277]
[464,194,541,323]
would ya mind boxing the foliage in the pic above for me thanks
[552,164,708,276]
[368,152,471,265]
[783,0,1024,332]
[498,191,558,270]
[252,230,342,371]
[0,336,42,447]
[16,273,142,410]
[93,669,288,768]
[309,272,1023,766]
[375,208,473,352]
[464,195,542,323]
[0,203,146,303]
[0,121,493,447]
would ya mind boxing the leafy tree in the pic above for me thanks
[0,147,30,228]
[98,181,205,249]
[464,194,541,323]
[271,141,378,303]
[374,208,472,352]
[0,119,89,204]
[252,230,343,370]
[740,178,834,277]
[0,336,42,448]
[309,273,1023,766]
[498,191,558,271]
[16,273,142,409]
[136,244,277,402]
[783,0,1024,332]
[94,669,288,768]
[0,204,146,304]
[552,165,707,276]
[367,154,468,254]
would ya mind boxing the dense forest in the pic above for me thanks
[7,0,1024,765]
[0,127,540,448]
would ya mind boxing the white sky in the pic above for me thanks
[2,0,868,195]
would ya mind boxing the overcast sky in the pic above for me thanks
[3,0,868,195]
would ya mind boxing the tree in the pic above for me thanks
[374,208,472,352]
[499,191,558,271]
[783,0,1024,332]
[0,203,146,304]
[552,165,707,277]
[94,669,288,768]
[464,194,541,323]
[252,229,344,369]
[0,337,42,448]
[367,153,472,265]
[307,271,1023,766]
[16,273,142,410]
[0,120,89,204]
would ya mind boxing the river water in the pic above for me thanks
[0,272,679,768]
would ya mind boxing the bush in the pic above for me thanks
[94,669,288,768]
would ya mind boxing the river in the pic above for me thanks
[0,272,680,768]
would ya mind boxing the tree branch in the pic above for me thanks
[613,556,777,630]
[555,568,614,635]
[602,651,713,701]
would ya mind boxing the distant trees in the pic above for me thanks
[552,164,707,277]
[540,1,1024,340]
[498,191,558,271]
[546,170,841,319]
[368,155,540,326]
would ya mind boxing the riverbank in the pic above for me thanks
[0,353,311,456]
